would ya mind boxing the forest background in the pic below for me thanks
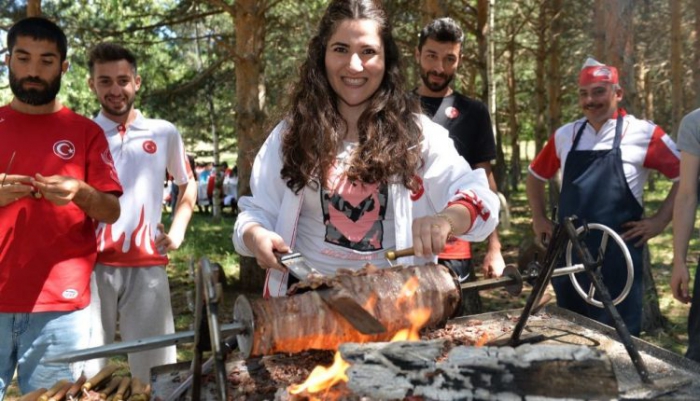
[1,0,700,357]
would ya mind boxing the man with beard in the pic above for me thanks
[0,18,122,398]
[526,58,680,336]
[84,42,196,382]
[414,18,504,314]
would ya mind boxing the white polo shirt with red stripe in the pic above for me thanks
[529,109,680,204]
[94,110,192,267]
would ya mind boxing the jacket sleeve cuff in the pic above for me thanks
[446,198,477,234]
[448,189,492,233]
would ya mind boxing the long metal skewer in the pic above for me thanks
[0,151,16,187]
[44,322,246,363]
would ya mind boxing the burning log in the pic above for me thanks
[235,264,461,358]
[339,341,618,400]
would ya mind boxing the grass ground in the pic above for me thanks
[5,176,696,399]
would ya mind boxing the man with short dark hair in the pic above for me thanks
[0,17,122,398]
[85,42,196,382]
[414,18,505,314]
[527,58,680,335]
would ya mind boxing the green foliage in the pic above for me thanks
[0,0,237,158]
[1,0,697,158]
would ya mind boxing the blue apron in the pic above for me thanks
[553,115,644,335]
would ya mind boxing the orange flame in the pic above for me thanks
[288,275,432,397]
[390,307,431,341]
[288,351,349,396]
[475,332,491,347]
[363,292,378,311]
[397,276,420,309]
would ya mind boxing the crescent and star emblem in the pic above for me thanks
[143,140,157,154]
[53,140,76,160]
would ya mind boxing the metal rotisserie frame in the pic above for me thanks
[152,305,700,400]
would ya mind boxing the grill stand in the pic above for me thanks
[510,215,652,384]
[166,258,233,401]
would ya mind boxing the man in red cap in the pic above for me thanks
[525,57,680,335]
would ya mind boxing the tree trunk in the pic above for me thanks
[420,0,446,25]
[506,38,520,193]
[643,63,654,120]
[475,0,490,104]
[27,0,41,16]
[233,0,268,292]
[604,0,637,114]
[695,0,700,106]
[533,1,548,154]
[494,123,508,197]
[209,95,222,223]
[670,0,683,138]
[637,61,648,120]
[547,0,562,136]
[194,20,223,222]
[477,0,503,194]
[642,245,670,334]
[593,0,605,60]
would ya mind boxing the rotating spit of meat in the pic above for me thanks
[234,263,462,358]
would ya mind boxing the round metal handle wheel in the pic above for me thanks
[565,223,634,308]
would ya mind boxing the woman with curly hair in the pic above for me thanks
[233,0,499,297]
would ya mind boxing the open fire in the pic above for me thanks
[287,276,434,399]
[233,264,461,359]
[212,263,661,399]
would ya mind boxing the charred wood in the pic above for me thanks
[340,341,618,400]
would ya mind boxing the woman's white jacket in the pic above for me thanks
[232,114,500,297]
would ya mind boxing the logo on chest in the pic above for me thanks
[444,106,460,119]
[143,140,157,154]
[53,140,76,160]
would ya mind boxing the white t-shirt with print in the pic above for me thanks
[295,141,396,275]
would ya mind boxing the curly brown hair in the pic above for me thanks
[280,0,423,194]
